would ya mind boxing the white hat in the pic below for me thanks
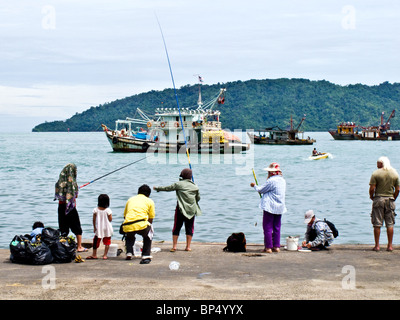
[263,162,281,172]
[304,210,315,224]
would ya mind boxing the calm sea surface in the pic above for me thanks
[1,131,399,249]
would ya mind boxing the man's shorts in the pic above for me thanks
[371,196,396,228]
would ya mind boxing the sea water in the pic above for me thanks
[1,131,399,249]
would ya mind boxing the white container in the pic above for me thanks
[134,241,143,257]
[286,236,299,251]
[107,244,118,257]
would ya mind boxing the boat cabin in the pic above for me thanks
[336,122,357,134]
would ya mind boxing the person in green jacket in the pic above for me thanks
[153,168,201,252]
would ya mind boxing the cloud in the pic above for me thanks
[0,83,158,119]
[1,0,400,132]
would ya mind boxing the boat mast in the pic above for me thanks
[195,74,203,109]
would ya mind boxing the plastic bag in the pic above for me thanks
[42,227,76,263]
[10,235,53,265]
[41,227,61,247]
[26,242,53,265]
[10,235,30,264]
[51,238,76,263]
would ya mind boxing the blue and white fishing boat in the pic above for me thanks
[102,84,250,153]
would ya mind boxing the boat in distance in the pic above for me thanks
[247,115,316,145]
[328,122,359,140]
[101,84,250,154]
[330,110,400,141]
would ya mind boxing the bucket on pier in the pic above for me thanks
[286,236,299,251]
[107,244,118,257]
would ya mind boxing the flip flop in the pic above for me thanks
[103,256,108,260]
[86,256,98,260]
[170,248,176,252]
[77,248,89,252]
[140,258,151,264]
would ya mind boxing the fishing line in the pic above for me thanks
[155,14,194,182]
[79,155,148,189]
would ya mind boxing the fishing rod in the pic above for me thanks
[79,156,148,189]
[155,14,194,182]
[252,168,262,198]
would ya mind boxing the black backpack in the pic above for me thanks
[316,219,338,238]
[223,232,247,252]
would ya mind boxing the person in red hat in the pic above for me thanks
[251,162,287,253]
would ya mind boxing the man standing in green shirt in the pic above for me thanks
[369,156,400,252]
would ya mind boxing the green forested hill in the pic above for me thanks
[32,78,400,132]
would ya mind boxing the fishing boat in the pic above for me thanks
[101,83,250,153]
[330,110,400,141]
[309,153,329,160]
[247,115,316,145]
[357,110,400,141]
[328,122,359,140]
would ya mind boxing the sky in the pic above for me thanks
[1,0,400,132]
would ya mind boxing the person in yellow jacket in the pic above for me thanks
[122,184,155,264]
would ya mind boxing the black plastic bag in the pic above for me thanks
[26,242,53,265]
[10,235,30,264]
[41,227,61,247]
[41,227,76,263]
[52,238,76,263]
[10,235,53,265]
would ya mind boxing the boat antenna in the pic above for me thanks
[194,74,203,109]
[155,14,194,181]
[79,155,148,189]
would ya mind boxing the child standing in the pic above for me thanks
[87,194,113,260]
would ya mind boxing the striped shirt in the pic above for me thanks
[253,175,287,214]
[305,219,334,247]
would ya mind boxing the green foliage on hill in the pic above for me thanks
[31,78,400,132]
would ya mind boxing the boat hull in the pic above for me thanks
[249,134,315,145]
[329,131,358,140]
[310,153,329,160]
[105,132,155,152]
[104,131,249,153]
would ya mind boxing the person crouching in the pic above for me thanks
[302,210,334,250]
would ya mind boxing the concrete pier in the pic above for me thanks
[1,241,400,300]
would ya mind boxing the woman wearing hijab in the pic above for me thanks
[54,163,87,252]
[153,168,201,252]
[250,162,287,253]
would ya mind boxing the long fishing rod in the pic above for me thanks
[79,156,148,189]
[155,14,194,182]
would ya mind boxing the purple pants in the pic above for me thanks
[263,211,282,249]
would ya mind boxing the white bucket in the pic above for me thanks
[107,244,118,257]
[286,236,299,251]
